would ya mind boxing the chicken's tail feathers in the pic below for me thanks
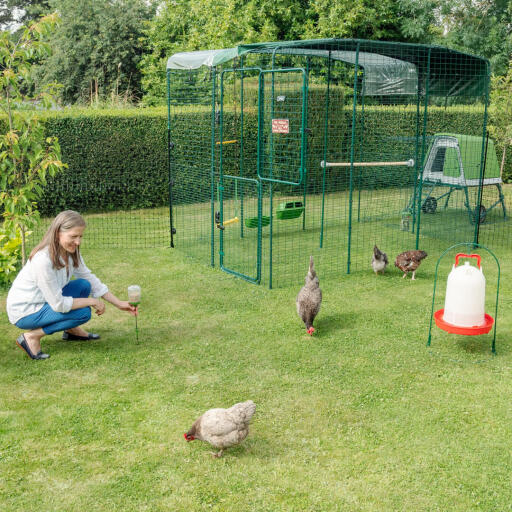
[230,400,256,422]
[308,255,316,277]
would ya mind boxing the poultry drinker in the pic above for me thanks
[434,254,493,335]
[427,243,500,354]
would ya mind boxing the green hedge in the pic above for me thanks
[1,104,508,216]
[34,108,169,216]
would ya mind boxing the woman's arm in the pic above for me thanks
[71,297,106,315]
[73,257,136,316]
[101,291,138,316]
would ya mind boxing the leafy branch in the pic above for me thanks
[0,13,67,266]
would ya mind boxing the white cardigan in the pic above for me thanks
[6,247,108,324]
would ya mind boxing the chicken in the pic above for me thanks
[296,255,322,335]
[184,400,256,458]
[372,245,388,274]
[394,250,428,280]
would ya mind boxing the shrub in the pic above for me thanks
[1,103,507,220]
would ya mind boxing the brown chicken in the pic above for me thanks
[394,250,428,280]
[296,255,322,335]
[184,400,256,458]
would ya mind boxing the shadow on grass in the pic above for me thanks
[315,311,358,333]
[427,331,508,364]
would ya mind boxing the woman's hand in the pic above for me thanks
[117,300,138,316]
[100,292,138,316]
[92,298,106,316]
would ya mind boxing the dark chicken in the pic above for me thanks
[394,250,428,280]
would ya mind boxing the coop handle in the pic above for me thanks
[455,253,481,268]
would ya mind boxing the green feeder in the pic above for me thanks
[276,201,305,220]
[245,216,271,228]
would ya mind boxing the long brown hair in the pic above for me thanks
[29,210,86,269]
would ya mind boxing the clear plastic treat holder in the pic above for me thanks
[128,285,141,341]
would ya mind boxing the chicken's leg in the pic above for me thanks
[411,271,416,280]
[210,450,224,458]
[402,272,407,279]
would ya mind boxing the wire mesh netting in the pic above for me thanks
[31,208,171,250]
[29,110,172,250]
[166,39,511,288]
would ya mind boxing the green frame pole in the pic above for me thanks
[319,51,331,248]
[347,43,361,274]
[415,48,431,250]
[219,69,226,269]
[356,69,365,223]
[269,50,277,290]
[210,68,217,267]
[302,56,310,232]
[166,70,174,248]
[411,72,423,234]
[239,57,245,239]
[474,60,491,245]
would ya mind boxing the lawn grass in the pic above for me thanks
[1,234,511,511]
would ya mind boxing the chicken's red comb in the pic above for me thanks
[183,433,187,440]
[307,327,315,335]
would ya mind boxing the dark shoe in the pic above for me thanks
[62,331,100,341]
[16,334,50,360]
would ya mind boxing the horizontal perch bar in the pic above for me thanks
[215,216,239,230]
[321,159,415,168]
[216,140,238,145]
[223,216,239,226]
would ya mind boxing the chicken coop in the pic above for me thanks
[166,39,510,288]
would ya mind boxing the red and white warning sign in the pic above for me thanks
[271,118,289,134]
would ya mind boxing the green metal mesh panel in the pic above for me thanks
[219,176,262,283]
[168,39,511,288]
[168,67,215,264]
[32,208,170,250]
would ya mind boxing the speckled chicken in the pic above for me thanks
[395,250,428,280]
[372,245,388,274]
[296,256,322,335]
[184,400,256,458]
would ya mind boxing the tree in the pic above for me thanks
[35,0,156,104]
[140,0,310,104]
[440,0,512,76]
[0,0,50,30]
[0,13,66,267]
[302,0,442,41]
[489,63,512,182]
[140,0,444,105]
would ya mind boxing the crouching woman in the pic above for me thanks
[6,210,137,360]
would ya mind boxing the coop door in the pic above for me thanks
[218,176,262,284]
[258,68,307,185]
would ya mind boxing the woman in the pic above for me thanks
[6,210,137,360]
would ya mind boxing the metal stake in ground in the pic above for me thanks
[127,285,141,342]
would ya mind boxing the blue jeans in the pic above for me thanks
[15,279,92,335]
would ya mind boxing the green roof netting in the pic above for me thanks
[166,38,489,97]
